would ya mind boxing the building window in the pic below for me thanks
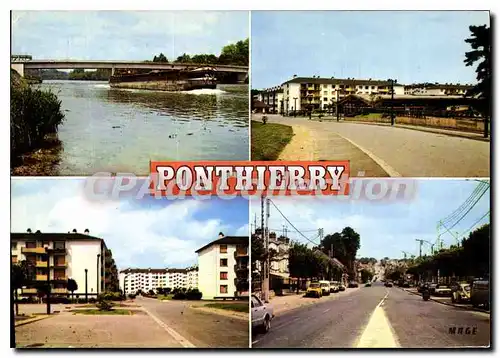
[323,97,328,101]
[220,245,227,253]
[371,86,375,89]
[26,241,36,248]
[220,285,228,294]
[220,272,228,280]
[365,86,369,89]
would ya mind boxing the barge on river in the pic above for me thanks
[109,67,217,91]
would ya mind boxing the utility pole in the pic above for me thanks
[85,269,88,303]
[263,197,271,302]
[388,79,396,126]
[97,254,101,297]
[415,239,425,258]
[336,90,340,122]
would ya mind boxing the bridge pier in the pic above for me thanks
[236,72,248,84]
[11,63,25,77]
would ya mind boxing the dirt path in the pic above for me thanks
[278,125,315,161]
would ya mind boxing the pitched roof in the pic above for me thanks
[195,236,248,253]
[252,100,271,108]
[282,76,404,87]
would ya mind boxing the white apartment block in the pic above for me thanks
[196,233,249,300]
[404,83,473,96]
[11,230,116,297]
[258,86,284,114]
[119,266,198,295]
[281,76,405,112]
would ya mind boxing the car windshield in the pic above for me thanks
[320,283,328,287]
[309,283,320,288]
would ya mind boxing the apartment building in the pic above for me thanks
[404,83,473,96]
[257,86,284,114]
[281,76,405,112]
[196,233,249,300]
[119,266,198,295]
[11,229,118,297]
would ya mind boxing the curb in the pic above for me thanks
[402,288,490,314]
[190,305,249,322]
[15,314,53,327]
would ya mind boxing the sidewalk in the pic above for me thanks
[268,288,360,315]
[402,287,490,314]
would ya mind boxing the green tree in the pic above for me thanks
[153,53,168,63]
[176,53,192,63]
[67,278,78,301]
[464,24,491,138]
[11,260,35,315]
[360,269,374,283]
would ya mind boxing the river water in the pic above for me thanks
[36,81,249,175]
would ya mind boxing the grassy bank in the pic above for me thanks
[204,303,249,313]
[251,120,294,160]
[71,309,134,315]
[10,69,65,175]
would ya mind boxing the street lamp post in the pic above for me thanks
[285,99,289,116]
[388,79,396,126]
[84,269,88,303]
[97,254,100,297]
[293,97,298,117]
[45,247,51,315]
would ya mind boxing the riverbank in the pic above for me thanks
[11,135,62,176]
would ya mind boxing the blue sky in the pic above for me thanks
[251,11,490,89]
[11,178,249,269]
[250,179,490,260]
[11,11,248,61]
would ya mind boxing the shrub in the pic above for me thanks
[96,298,113,311]
[10,74,65,158]
[98,292,123,301]
[186,288,203,300]
[128,294,136,300]
[172,291,187,300]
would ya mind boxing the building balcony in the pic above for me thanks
[35,261,50,268]
[22,247,47,254]
[54,262,67,268]
[22,288,37,294]
[52,288,68,294]
[36,275,48,281]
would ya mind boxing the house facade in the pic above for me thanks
[196,233,249,300]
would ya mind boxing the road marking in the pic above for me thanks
[355,294,399,348]
[141,306,196,348]
[323,308,331,313]
[334,132,402,177]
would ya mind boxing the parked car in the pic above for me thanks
[329,281,340,293]
[470,279,489,309]
[365,282,372,287]
[338,283,346,292]
[451,282,471,303]
[433,284,452,297]
[306,282,323,298]
[384,281,393,287]
[251,295,274,334]
[402,282,410,288]
[348,281,359,288]
[319,280,331,296]
[429,283,438,295]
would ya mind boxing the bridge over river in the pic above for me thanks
[11,56,248,81]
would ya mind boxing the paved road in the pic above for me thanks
[261,116,489,177]
[253,283,490,348]
[138,297,249,348]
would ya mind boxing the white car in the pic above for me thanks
[251,294,274,334]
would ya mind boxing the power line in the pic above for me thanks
[440,182,489,229]
[459,211,490,238]
[268,199,320,246]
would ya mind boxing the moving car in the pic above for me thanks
[451,282,471,303]
[365,282,372,287]
[384,281,393,287]
[402,281,410,288]
[348,281,359,288]
[319,281,331,296]
[433,284,452,297]
[306,282,323,298]
[251,295,274,334]
[329,281,340,293]
[338,283,346,291]
[470,279,489,309]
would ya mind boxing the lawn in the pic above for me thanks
[354,113,385,120]
[204,303,249,313]
[71,309,134,315]
[251,120,294,160]
[157,295,173,301]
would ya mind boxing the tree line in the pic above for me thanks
[150,38,248,66]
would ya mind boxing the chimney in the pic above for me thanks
[84,229,89,234]
[35,230,41,234]
[27,228,32,233]
[72,229,77,233]
[219,232,224,238]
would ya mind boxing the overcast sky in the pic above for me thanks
[11,178,249,270]
[250,179,490,260]
[11,11,248,61]
[252,11,490,88]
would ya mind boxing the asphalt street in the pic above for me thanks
[253,283,490,348]
[138,297,249,348]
